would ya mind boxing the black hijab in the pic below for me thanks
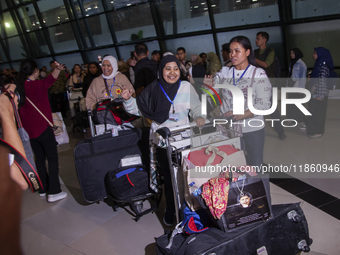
[137,55,181,124]
[289,48,303,78]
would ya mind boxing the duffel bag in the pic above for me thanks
[105,164,150,201]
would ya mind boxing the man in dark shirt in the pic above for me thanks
[176,47,191,81]
[133,43,158,96]
[255,31,286,140]
[221,43,232,67]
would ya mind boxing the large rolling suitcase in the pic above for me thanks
[74,129,142,203]
[156,203,312,255]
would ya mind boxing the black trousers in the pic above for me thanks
[50,93,68,117]
[307,97,328,135]
[30,127,61,194]
[287,92,305,123]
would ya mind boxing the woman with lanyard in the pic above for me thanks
[205,36,272,168]
[122,55,205,226]
[85,55,134,111]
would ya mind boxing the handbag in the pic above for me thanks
[26,97,64,136]
[53,112,69,146]
[93,98,139,126]
[93,79,139,126]
[104,164,150,201]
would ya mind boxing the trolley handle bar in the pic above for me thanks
[156,127,171,140]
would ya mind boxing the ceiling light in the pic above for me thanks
[5,22,10,28]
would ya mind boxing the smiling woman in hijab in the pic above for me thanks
[306,47,335,139]
[123,54,205,129]
[122,54,205,226]
[85,55,134,110]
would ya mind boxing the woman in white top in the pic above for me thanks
[207,36,272,167]
[286,48,307,127]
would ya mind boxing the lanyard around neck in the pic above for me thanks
[233,64,250,86]
[104,78,115,98]
[158,81,181,113]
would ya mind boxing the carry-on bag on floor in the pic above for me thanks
[156,203,312,255]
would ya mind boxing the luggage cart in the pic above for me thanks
[156,122,241,224]
[74,111,161,221]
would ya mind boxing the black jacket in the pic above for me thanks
[133,57,158,89]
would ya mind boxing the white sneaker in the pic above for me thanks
[39,193,46,197]
[47,191,67,203]
[298,123,306,130]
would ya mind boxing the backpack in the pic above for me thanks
[262,48,281,78]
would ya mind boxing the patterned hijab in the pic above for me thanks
[311,47,334,78]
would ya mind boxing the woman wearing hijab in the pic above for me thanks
[307,47,334,139]
[122,55,205,226]
[286,48,307,128]
[85,55,134,110]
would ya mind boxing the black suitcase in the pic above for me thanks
[156,203,312,255]
[74,129,142,203]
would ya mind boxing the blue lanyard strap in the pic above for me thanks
[158,81,181,105]
[104,78,115,98]
[233,64,250,86]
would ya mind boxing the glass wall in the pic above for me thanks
[1,11,18,37]
[0,0,339,73]
[107,2,156,43]
[165,34,215,58]
[37,0,70,26]
[213,0,280,29]
[291,0,340,19]
[156,0,212,35]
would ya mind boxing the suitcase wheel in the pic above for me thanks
[298,239,311,252]
[134,201,143,214]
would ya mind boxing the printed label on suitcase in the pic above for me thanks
[224,179,270,229]
[257,246,269,255]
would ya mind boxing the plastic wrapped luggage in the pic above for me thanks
[156,203,312,255]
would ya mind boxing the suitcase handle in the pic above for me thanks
[156,127,171,140]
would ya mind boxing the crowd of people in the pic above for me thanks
[0,32,337,228]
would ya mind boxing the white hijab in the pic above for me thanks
[102,55,120,80]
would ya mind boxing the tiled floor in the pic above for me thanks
[19,99,340,255]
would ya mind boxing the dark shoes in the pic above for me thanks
[278,133,287,140]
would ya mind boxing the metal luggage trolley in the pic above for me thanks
[74,111,162,221]
[156,122,242,224]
